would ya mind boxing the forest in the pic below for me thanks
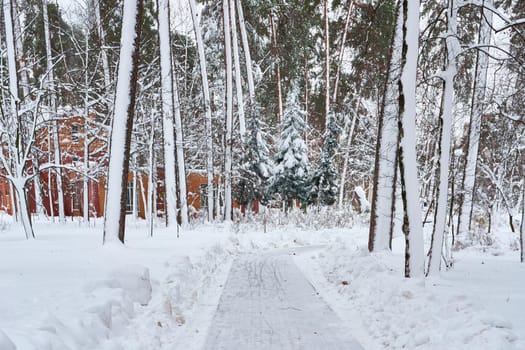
[0,0,524,263]
[1,0,525,349]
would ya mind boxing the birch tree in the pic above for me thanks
[11,0,45,217]
[457,0,493,241]
[520,183,525,263]
[223,0,233,222]
[229,0,245,139]
[1,0,38,238]
[189,0,214,221]
[94,0,112,93]
[368,0,403,252]
[235,0,255,103]
[43,0,66,223]
[103,0,143,244]
[427,0,459,275]
[397,0,425,278]
[157,0,178,228]
[173,62,189,227]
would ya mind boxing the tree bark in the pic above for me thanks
[332,0,353,104]
[172,64,189,227]
[457,0,493,241]
[369,0,402,252]
[95,0,112,91]
[189,0,215,221]
[229,0,246,140]
[269,13,283,122]
[223,0,233,222]
[43,0,65,223]
[157,0,178,228]
[427,0,458,276]
[397,0,424,278]
[3,0,34,239]
[520,186,525,263]
[236,0,255,102]
[103,0,143,244]
[324,0,330,130]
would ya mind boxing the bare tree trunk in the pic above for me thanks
[3,0,34,238]
[229,0,245,139]
[427,0,458,275]
[520,186,525,263]
[332,0,353,104]
[398,0,424,278]
[132,154,138,219]
[172,64,189,226]
[269,13,283,122]
[103,0,143,244]
[43,0,65,223]
[147,110,156,235]
[368,1,402,252]
[189,0,214,221]
[324,0,330,130]
[83,29,90,223]
[236,0,255,101]
[338,98,359,208]
[95,0,111,91]
[157,0,178,228]
[457,0,493,240]
[13,0,43,217]
[223,0,233,222]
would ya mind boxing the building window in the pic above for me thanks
[200,184,208,209]
[126,182,135,212]
[71,124,79,143]
[72,184,81,213]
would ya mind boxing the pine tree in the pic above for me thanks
[233,103,272,208]
[311,112,339,206]
[268,86,310,211]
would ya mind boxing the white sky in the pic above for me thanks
[55,0,194,33]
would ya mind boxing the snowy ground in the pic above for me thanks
[0,213,523,349]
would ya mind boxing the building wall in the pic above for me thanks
[0,114,226,220]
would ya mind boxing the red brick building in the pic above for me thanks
[0,114,217,219]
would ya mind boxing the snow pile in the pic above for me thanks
[0,221,234,350]
[13,265,152,350]
[161,243,232,325]
[312,240,518,350]
[0,330,16,350]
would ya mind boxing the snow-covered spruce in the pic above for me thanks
[268,85,310,211]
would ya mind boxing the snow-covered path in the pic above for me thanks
[203,252,363,349]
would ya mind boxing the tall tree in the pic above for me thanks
[103,0,143,244]
[157,0,178,228]
[189,0,214,221]
[2,0,35,238]
[457,0,493,241]
[520,183,525,262]
[268,85,310,212]
[397,0,425,278]
[223,0,234,221]
[427,0,459,275]
[229,0,246,139]
[172,61,189,227]
[368,0,403,252]
[42,0,65,223]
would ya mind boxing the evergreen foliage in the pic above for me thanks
[233,103,273,207]
[310,113,339,206]
[268,85,310,209]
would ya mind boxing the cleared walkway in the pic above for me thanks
[203,253,363,349]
